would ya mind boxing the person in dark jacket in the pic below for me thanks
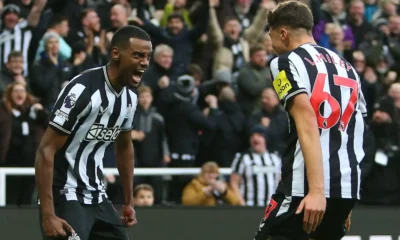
[0,51,28,98]
[132,86,170,204]
[0,82,49,206]
[199,86,246,168]
[160,74,221,203]
[136,0,209,80]
[29,32,72,110]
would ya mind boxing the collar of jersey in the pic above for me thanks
[103,66,124,97]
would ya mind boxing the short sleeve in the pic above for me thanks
[231,153,245,175]
[270,57,308,109]
[121,91,138,132]
[49,83,91,135]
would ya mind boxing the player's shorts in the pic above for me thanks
[254,192,356,240]
[38,200,129,240]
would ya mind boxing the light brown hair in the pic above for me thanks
[267,0,314,31]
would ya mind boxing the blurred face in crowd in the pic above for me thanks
[250,49,267,68]
[21,0,32,5]
[262,33,274,55]
[349,1,365,23]
[352,51,366,73]
[11,83,27,106]
[201,168,219,185]
[134,190,154,207]
[250,133,267,154]
[389,16,400,36]
[223,19,241,40]
[174,0,186,8]
[110,5,128,29]
[167,17,184,35]
[6,56,24,75]
[389,84,400,102]
[155,50,173,70]
[112,38,152,88]
[46,37,60,56]
[383,2,397,16]
[56,20,70,37]
[328,25,344,46]
[83,10,101,32]
[261,88,279,112]
[236,0,251,12]
[139,90,153,110]
[4,12,19,30]
[328,0,344,15]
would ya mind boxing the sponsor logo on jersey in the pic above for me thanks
[273,70,292,100]
[84,123,121,142]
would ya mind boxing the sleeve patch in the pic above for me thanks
[273,70,292,100]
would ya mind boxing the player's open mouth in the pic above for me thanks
[132,69,145,83]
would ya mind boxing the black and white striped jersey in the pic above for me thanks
[231,150,281,206]
[49,66,138,204]
[0,20,32,75]
[270,43,367,200]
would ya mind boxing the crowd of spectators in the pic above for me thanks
[1,0,400,207]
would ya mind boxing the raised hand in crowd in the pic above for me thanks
[205,95,218,108]
[260,117,271,127]
[158,76,170,89]
[209,0,220,8]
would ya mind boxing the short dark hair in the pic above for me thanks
[267,0,314,31]
[250,44,265,57]
[111,25,151,49]
[223,16,239,27]
[187,64,203,78]
[7,51,23,61]
[49,14,68,28]
[168,13,184,23]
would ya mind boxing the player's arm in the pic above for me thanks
[115,130,134,206]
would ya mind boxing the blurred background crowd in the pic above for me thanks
[0,0,399,207]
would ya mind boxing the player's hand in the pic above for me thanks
[345,211,352,231]
[295,192,326,234]
[42,214,75,237]
[121,205,137,227]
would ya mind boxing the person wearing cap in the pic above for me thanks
[0,0,47,76]
[182,161,241,206]
[160,74,221,203]
[230,124,281,206]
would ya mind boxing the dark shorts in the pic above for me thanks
[254,193,356,240]
[39,200,129,240]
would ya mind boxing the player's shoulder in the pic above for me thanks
[70,66,104,85]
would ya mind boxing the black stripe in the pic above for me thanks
[233,153,245,173]
[344,65,359,199]
[20,28,25,55]
[249,152,258,206]
[0,35,5,68]
[315,47,342,198]
[260,153,269,205]
[10,29,15,53]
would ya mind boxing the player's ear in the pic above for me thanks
[280,29,288,40]
[111,46,120,61]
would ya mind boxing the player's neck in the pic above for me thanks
[106,63,124,93]
[287,35,315,52]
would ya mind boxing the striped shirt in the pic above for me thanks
[270,43,367,200]
[231,150,281,206]
[0,20,32,75]
[48,66,138,204]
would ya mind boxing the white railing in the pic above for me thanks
[0,167,238,207]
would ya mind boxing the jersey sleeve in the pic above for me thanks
[121,92,138,132]
[231,153,245,175]
[49,82,91,135]
[270,56,308,109]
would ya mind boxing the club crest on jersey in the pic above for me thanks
[125,104,133,118]
[273,70,292,100]
[64,93,77,109]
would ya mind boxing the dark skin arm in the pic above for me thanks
[35,128,74,237]
[115,130,137,227]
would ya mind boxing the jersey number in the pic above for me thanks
[310,73,358,131]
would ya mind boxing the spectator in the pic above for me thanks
[0,82,48,205]
[347,0,375,48]
[371,0,398,25]
[160,74,221,203]
[132,86,170,205]
[230,124,281,206]
[197,69,232,110]
[237,44,272,115]
[34,14,71,61]
[133,184,155,207]
[160,0,193,28]
[207,0,271,77]
[0,51,27,98]
[0,1,47,75]
[106,4,129,42]
[182,161,241,206]
[136,0,209,80]
[247,88,288,156]
[30,32,72,110]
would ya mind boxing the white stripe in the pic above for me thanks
[13,25,21,51]
[264,153,274,204]
[301,44,331,197]
[22,29,31,75]
[326,49,351,198]
[254,154,266,207]
[276,195,292,217]
[291,141,304,196]
[244,155,255,206]
[288,52,311,93]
